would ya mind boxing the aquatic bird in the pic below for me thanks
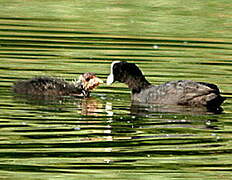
[13,72,102,97]
[107,61,225,108]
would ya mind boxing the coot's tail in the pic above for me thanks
[207,94,226,108]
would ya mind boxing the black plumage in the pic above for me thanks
[107,61,225,108]
[13,72,102,97]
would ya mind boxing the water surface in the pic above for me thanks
[0,0,232,179]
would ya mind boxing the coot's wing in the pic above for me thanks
[174,80,223,106]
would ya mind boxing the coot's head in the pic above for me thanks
[107,61,144,84]
[106,61,150,92]
[79,72,103,91]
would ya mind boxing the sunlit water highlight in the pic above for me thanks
[0,0,232,179]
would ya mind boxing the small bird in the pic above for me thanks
[107,61,225,109]
[13,72,102,97]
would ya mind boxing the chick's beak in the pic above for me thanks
[85,76,103,90]
[94,77,103,84]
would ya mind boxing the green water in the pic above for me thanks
[0,0,232,179]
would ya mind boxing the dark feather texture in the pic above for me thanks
[13,72,102,97]
[13,77,85,96]
[107,61,225,108]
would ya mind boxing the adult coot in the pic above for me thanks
[107,61,225,108]
[13,72,102,97]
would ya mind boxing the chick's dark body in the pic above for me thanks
[13,77,86,96]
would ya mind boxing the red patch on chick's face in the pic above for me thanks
[80,73,102,91]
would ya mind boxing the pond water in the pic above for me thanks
[0,0,232,179]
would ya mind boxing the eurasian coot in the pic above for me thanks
[13,72,102,97]
[107,61,225,108]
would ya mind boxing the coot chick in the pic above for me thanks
[13,72,102,97]
[107,61,225,108]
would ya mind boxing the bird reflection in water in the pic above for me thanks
[104,102,222,132]
[130,103,223,116]
[76,97,103,116]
